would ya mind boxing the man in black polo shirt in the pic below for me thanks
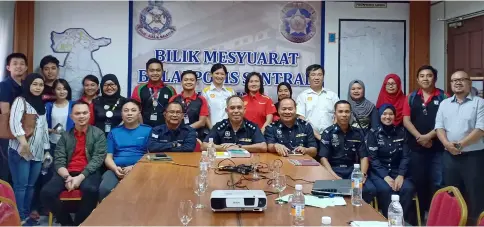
[202,95,267,153]
[264,98,317,157]
[169,70,209,139]
[0,53,27,181]
[131,58,176,127]
[402,65,448,218]
[40,55,60,103]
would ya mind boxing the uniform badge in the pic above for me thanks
[225,131,230,137]
[277,129,282,135]
[136,1,176,40]
[307,96,312,101]
[331,134,339,146]
[434,100,439,105]
[280,2,317,43]
[210,94,215,98]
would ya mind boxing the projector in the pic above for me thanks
[210,190,267,212]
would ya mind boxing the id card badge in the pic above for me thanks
[184,114,190,124]
[150,113,157,121]
[105,122,111,133]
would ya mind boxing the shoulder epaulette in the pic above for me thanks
[216,119,229,130]
[226,87,234,93]
[203,86,211,93]
[244,120,257,130]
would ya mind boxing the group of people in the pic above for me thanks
[0,52,482,226]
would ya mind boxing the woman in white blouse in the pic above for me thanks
[8,73,50,222]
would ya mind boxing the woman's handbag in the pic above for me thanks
[0,97,38,139]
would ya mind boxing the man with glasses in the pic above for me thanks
[296,64,339,141]
[402,65,448,220]
[147,101,196,152]
[264,98,317,157]
[202,95,267,153]
[435,71,484,225]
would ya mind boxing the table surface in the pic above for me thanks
[81,152,386,226]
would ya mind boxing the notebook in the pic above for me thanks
[227,149,251,158]
[288,159,320,166]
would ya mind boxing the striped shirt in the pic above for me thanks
[9,97,50,161]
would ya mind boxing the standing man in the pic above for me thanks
[296,64,339,140]
[264,98,317,157]
[40,101,107,226]
[402,65,448,218]
[0,53,27,182]
[319,100,376,204]
[435,71,484,225]
[202,95,267,153]
[40,55,60,103]
[131,58,176,127]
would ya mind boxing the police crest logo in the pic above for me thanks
[224,131,230,137]
[136,0,176,40]
[280,2,317,43]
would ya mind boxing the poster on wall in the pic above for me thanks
[130,1,322,100]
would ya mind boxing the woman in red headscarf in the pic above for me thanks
[376,74,406,126]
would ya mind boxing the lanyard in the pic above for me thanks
[103,98,120,111]
[149,88,163,110]
[180,98,192,114]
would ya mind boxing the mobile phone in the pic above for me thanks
[288,149,303,156]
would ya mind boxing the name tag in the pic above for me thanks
[434,100,439,105]
[151,134,159,138]
[239,138,252,142]
[393,139,404,142]
[295,133,307,137]
[347,140,361,142]
[164,94,168,99]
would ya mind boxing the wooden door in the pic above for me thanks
[447,15,484,95]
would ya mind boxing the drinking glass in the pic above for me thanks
[274,175,287,205]
[194,175,208,209]
[250,154,260,179]
[178,200,193,226]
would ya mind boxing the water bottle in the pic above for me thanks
[41,152,53,175]
[291,184,305,226]
[321,216,331,226]
[199,151,209,177]
[207,138,216,168]
[388,194,404,227]
[351,164,363,206]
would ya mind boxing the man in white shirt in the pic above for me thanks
[296,64,339,140]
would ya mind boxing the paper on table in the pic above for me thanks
[350,221,388,227]
[215,152,230,159]
[276,194,347,208]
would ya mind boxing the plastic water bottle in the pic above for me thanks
[291,184,305,226]
[388,194,404,227]
[351,164,363,206]
[199,151,209,177]
[207,138,216,168]
[321,216,331,226]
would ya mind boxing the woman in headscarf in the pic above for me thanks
[273,82,292,121]
[92,74,127,136]
[347,80,379,130]
[367,103,414,221]
[8,73,50,223]
[376,74,406,126]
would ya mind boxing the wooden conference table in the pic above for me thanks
[82,153,385,226]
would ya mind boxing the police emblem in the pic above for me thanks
[280,2,317,43]
[136,1,176,40]
[331,134,339,146]
[276,129,282,135]
[225,131,230,137]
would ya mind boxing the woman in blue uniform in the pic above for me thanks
[367,103,415,219]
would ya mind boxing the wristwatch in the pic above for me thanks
[454,143,463,150]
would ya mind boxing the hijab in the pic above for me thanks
[100,74,121,105]
[376,74,405,126]
[347,80,375,118]
[21,73,46,115]
[275,82,293,110]
[378,103,396,133]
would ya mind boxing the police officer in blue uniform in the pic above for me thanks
[147,101,197,152]
[264,98,317,157]
[203,95,267,153]
[367,104,414,219]
[319,100,376,203]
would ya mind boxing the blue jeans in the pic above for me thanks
[8,148,42,220]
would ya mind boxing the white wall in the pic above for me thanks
[430,1,484,90]
[33,1,129,97]
[0,1,15,80]
[324,1,410,97]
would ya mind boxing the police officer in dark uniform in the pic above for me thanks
[265,98,317,157]
[368,103,414,220]
[319,100,376,203]
[147,101,197,152]
[203,95,266,153]
[131,58,177,127]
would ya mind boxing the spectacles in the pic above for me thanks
[450,78,470,83]
[386,82,397,87]
[167,111,183,115]
[103,83,117,88]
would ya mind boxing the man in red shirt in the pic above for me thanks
[40,101,107,226]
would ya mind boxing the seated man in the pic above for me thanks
[202,95,267,153]
[319,100,376,203]
[147,101,197,152]
[40,101,107,226]
[99,100,152,202]
[264,98,317,157]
